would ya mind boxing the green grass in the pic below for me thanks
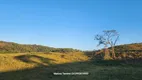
[0,52,142,80]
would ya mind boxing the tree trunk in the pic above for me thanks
[111,46,116,59]
[104,47,111,60]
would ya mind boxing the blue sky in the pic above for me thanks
[0,0,142,50]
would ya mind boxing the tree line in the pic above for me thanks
[0,41,80,53]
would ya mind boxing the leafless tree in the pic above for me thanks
[95,30,119,60]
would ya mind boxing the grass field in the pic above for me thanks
[0,52,142,80]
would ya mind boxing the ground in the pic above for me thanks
[0,52,142,80]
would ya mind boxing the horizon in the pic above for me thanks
[0,40,141,51]
[0,0,142,50]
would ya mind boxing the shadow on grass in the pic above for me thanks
[14,54,56,66]
[1,55,142,80]
[92,58,142,67]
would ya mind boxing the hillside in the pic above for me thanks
[0,41,80,53]
[0,52,89,72]
[114,43,142,59]
[85,43,142,59]
[1,42,142,80]
[114,43,142,52]
[1,52,142,80]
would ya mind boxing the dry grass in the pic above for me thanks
[1,52,142,80]
[0,52,89,72]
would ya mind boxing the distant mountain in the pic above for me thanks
[0,41,80,53]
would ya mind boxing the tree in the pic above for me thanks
[95,34,111,60]
[95,30,119,60]
[103,30,119,59]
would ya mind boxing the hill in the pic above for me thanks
[1,52,142,80]
[114,43,142,52]
[85,43,142,59]
[0,41,80,53]
[114,43,142,59]
[1,42,142,80]
[0,52,89,72]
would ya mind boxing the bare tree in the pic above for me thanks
[103,30,119,59]
[95,34,111,60]
[95,30,119,60]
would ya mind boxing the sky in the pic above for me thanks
[0,0,142,50]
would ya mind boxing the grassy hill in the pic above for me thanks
[85,43,142,59]
[113,43,142,59]
[1,52,142,80]
[1,42,142,80]
[0,41,80,53]
[0,52,89,72]
[109,43,142,52]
